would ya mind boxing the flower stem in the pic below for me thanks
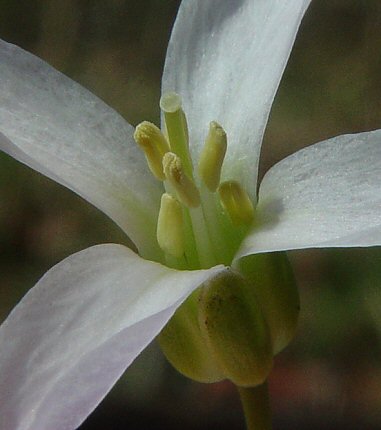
[237,382,272,430]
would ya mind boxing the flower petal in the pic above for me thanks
[0,39,163,259]
[163,0,311,196]
[236,130,381,259]
[0,244,224,430]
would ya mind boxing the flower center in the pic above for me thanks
[134,92,254,269]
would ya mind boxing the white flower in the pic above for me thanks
[0,1,380,429]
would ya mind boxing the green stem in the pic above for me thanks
[237,382,272,430]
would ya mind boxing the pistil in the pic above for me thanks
[160,92,193,177]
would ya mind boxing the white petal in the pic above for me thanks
[0,244,224,430]
[163,0,311,196]
[236,130,381,259]
[0,40,163,259]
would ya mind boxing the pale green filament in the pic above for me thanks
[163,152,200,208]
[160,92,193,177]
[134,121,170,180]
[198,121,227,192]
[218,181,255,226]
[199,185,232,265]
[157,193,185,258]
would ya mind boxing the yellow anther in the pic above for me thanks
[157,193,185,258]
[160,92,193,176]
[198,121,227,192]
[163,152,200,208]
[218,181,255,226]
[134,121,170,180]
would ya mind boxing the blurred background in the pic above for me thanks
[0,0,381,428]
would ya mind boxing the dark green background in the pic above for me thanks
[0,1,380,429]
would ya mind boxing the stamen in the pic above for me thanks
[157,193,185,258]
[160,92,193,176]
[134,121,170,180]
[198,121,227,192]
[163,152,200,208]
[218,181,255,226]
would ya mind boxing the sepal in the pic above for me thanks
[236,252,300,354]
[198,270,273,387]
[158,289,224,383]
